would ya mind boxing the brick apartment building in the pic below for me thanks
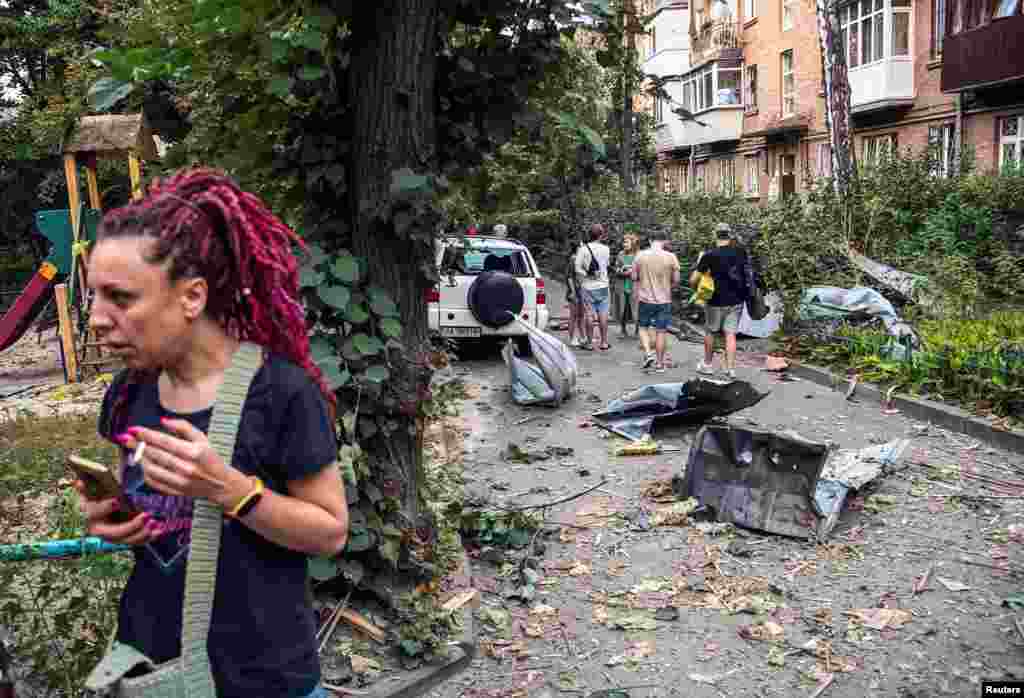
[639,0,1024,199]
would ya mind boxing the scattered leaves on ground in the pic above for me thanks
[739,621,785,642]
[845,608,911,630]
[651,498,699,526]
[641,479,677,503]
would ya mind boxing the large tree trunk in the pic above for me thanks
[621,0,636,192]
[815,0,854,199]
[347,0,442,522]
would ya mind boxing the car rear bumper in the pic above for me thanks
[428,306,549,335]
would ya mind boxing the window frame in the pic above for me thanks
[999,115,1024,171]
[932,0,945,54]
[745,0,757,20]
[928,122,956,177]
[680,62,744,113]
[841,0,911,68]
[862,133,899,167]
[783,0,797,29]
[816,142,833,177]
[744,155,761,194]
[781,50,796,117]
[744,64,758,113]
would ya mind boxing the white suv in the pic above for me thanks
[428,235,549,353]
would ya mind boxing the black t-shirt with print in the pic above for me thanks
[697,246,748,307]
[98,355,337,698]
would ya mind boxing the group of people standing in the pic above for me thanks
[565,221,750,377]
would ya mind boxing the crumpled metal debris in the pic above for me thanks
[591,378,770,442]
[679,425,912,540]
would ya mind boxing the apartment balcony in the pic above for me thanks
[848,57,915,113]
[690,20,742,67]
[941,16,1024,92]
[656,107,743,151]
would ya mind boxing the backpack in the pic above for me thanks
[584,243,601,277]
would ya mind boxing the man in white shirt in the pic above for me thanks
[574,223,611,350]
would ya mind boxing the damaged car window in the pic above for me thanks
[441,247,531,277]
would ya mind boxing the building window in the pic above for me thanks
[816,142,833,177]
[892,0,911,56]
[781,50,795,116]
[649,26,657,58]
[746,0,757,20]
[1000,115,1024,170]
[655,96,665,123]
[695,162,707,191]
[933,0,946,54]
[862,133,898,166]
[681,63,743,112]
[783,0,796,29]
[945,0,1016,35]
[719,158,736,192]
[744,65,758,113]
[928,123,956,176]
[995,0,1022,18]
[745,155,760,194]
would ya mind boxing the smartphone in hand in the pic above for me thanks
[68,454,136,523]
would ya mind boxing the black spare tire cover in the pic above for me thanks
[468,271,525,328]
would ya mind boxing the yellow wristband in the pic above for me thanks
[227,476,264,518]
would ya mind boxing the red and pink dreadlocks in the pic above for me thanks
[97,167,335,412]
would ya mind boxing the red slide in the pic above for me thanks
[0,262,59,353]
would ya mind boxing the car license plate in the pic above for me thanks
[441,326,482,338]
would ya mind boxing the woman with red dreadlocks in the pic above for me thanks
[74,168,347,698]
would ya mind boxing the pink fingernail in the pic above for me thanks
[115,433,130,445]
[127,427,142,436]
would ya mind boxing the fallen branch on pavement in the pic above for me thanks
[499,479,609,512]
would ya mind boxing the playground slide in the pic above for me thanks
[0,262,58,353]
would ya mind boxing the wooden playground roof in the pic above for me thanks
[62,114,159,160]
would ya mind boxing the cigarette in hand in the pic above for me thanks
[132,441,146,466]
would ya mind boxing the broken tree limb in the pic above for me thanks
[500,479,609,512]
[338,608,387,643]
[810,673,836,698]
[442,589,479,612]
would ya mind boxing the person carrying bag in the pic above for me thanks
[75,168,348,698]
[85,343,260,698]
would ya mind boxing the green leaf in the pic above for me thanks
[353,333,384,356]
[299,267,324,288]
[578,124,607,159]
[305,243,328,266]
[318,285,351,311]
[380,537,400,564]
[363,364,391,384]
[308,556,340,581]
[399,639,423,657]
[310,336,335,363]
[331,255,360,284]
[368,287,400,317]
[380,317,403,339]
[267,75,292,98]
[293,28,325,51]
[298,65,326,81]
[270,38,290,63]
[87,77,135,112]
[344,303,370,324]
[320,363,351,390]
[390,167,431,195]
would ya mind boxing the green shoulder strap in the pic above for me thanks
[181,342,264,698]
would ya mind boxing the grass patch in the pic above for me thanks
[1,411,128,696]
[0,411,116,498]
[786,311,1024,420]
